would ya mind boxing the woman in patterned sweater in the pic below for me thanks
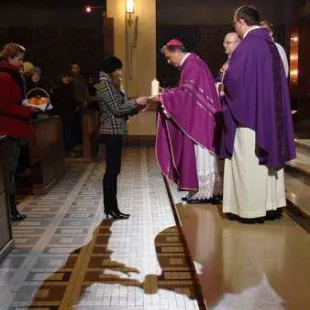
[95,56,147,219]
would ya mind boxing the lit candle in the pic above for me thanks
[151,79,159,97]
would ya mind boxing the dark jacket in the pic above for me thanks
[53,82,80,122]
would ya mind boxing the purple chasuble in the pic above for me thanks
[220,28,296,169]
[156,53,221,190]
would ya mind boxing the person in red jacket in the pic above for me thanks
[0,43,38,221]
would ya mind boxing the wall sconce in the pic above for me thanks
[126,0,135,26]
[125,0,138,46]
[125,0,139,81]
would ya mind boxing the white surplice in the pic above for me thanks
[223,128,286,218]
[190,145,223,200]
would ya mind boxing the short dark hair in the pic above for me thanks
[161,45,187,54]
[260,20,274,33]
[100,56,123,74]
[235,5,260,26]
[60,70,74,79]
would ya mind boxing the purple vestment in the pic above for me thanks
[156,53,221,190]
[220,28,296,169]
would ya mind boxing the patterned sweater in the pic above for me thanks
[95,72,138,135]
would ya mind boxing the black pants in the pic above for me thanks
[6,138,21,215]
[102,135,123,213]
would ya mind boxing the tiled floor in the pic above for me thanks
[3,145,310,310]
[168,182,310,310]
[0,147,204,310]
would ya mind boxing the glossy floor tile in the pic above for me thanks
[0,147,204,310]
[168,182,310,310]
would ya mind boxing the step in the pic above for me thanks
[295,138,310,151]
[285,139,310,218]
[286,139,310,180]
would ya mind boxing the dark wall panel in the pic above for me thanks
[156,24,286,86]
[0,27,103,84]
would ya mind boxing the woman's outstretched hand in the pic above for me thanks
[136,96,148,111]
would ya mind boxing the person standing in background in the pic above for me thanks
[25,66,42,93]
[220,6,295,223]
[53,71,81,154]
[0,43,39,221]
[70,63,90,107]
[216,32,241,97]
[260,20,289,78]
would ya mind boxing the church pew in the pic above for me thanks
[81,109,100,161]
[0,136,14,262]
[27,115,66,194]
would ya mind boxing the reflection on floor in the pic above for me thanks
[168,182,310,310]
[0,147,204,310]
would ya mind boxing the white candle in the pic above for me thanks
[151,79,159,96]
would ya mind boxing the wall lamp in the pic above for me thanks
[126,0,135,26]
[125,0,138,80]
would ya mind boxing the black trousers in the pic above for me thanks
[6,138,22,215]
[102,135,123,213]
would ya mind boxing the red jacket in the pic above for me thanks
[0,62,34,139]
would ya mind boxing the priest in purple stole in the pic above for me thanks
[155,39,222,202]
[220,6,296,223]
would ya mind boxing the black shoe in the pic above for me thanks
[211,197,223,205]
[226,213,239,221]
[11,213,27,221]
[275,208,283,219]
[255,217,266,224]
[114,206,130,218]
[267,209,283,220]
[115,210,130,218]
[187,198,200,204]
[181,196,189,202]
[239,217,265,224]
[105,211,129,220]
[239,217,257,224]
[266,211,277,221]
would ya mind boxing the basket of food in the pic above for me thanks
[22,88,53,112]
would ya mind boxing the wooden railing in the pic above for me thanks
[28,116,66,194]
[81,109,100,161]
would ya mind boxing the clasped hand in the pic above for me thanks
[136,96,149,112]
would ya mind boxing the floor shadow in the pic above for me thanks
[25,220,205,309]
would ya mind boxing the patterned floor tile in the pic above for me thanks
[0,147,203,310]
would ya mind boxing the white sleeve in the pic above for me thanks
[275,43,289,78]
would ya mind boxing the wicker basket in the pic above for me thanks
[23,88,52,111]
